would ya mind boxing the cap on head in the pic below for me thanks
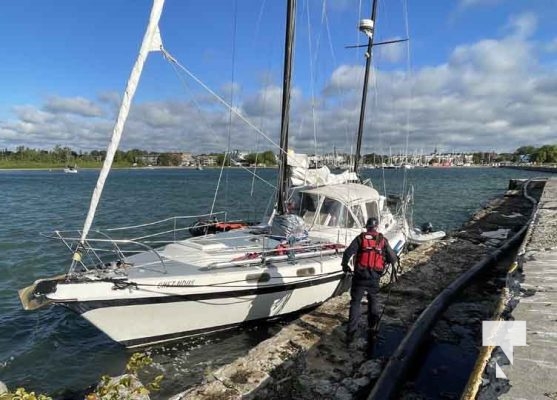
[365,217,379,229]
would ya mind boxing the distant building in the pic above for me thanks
[181,152,194,166]
[196,154,217,167]
[138,153,159,165]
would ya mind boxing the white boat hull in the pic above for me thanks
[73,273,344,347]
[408,229,445,245]
[46,246,348,347]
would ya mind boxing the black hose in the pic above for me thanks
[367,178,542,400]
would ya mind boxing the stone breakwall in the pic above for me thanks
[501,165,557,174]
[169,188,538,400]
[478,177,557,400]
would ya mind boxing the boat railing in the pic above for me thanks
[103,211,228,244]
[44,229,168,274]
[41,211,229,274]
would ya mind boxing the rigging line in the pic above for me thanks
[225,0,239,216]
[323,3,352,155]
[306,0,318,160]
[373,87,388,196]
[240,163,277,189]
[358,0,363,51]
[253,0,268,45]
[250,1,271,205]
[250,79,270,196]
[401,0,412,200]
[159,47,305,170]
[167,61,215,143]
[161,48,280,156]
[210,151,228,218]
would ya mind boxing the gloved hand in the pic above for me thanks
[342,263,351,273]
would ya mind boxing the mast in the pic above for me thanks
[276,0,296,215]
[78,0,165,247]
[353,0,379,175]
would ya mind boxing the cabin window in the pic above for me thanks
[317,197,357,228]
[318,198,340,226]
[351,205,365,227]
[365,202,379,221]
[344,211,357,228]
[297,193,319,224]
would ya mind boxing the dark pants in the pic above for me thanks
[347,271,380,335]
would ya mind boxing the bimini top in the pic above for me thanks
[301,183,380,205]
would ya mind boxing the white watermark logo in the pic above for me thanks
[482,321,527,379]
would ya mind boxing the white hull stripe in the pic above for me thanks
[59,273,345,313]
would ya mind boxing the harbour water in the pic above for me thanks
[0,166,543,398]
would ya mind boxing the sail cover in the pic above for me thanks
[288,151,359,187]
[79,0,165,244]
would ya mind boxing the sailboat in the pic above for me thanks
[18,0,409,347]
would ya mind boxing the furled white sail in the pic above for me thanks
[79,0,165,245]
[287,151,359,187]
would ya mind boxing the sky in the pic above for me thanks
[0,0,556,156]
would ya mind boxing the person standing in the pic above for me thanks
[341,217,398,343]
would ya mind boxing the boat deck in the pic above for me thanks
[125,229,282,279]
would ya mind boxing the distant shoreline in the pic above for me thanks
[0,165,278,172]
[1,165,554,172]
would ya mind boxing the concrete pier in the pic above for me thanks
[501,165,557,174]
[498,177,557,399]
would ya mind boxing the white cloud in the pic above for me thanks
[324,65,365,94]
[458,0,502,8]
[377,37,406,63]
[504,12,537,40]
[43,96,104,117]
[0,13,555,155]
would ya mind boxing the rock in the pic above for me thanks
[0,381,8,394]
[358,360,382,380]
[334,385,353,400]
[341,376,370,393]
[314,379,334,396]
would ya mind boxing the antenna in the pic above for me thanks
[359,19,374,40]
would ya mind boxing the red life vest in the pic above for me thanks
[356,232,385,271]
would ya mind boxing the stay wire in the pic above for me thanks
[225,0,239,216]
[305,0,318,159]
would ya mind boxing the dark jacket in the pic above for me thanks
[341,229,398,278]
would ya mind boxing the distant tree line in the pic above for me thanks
[0,146,279,168]
[511,145,557,163]
[471,145,557,164]
[1,144,554,168]
[0,145,149,166]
